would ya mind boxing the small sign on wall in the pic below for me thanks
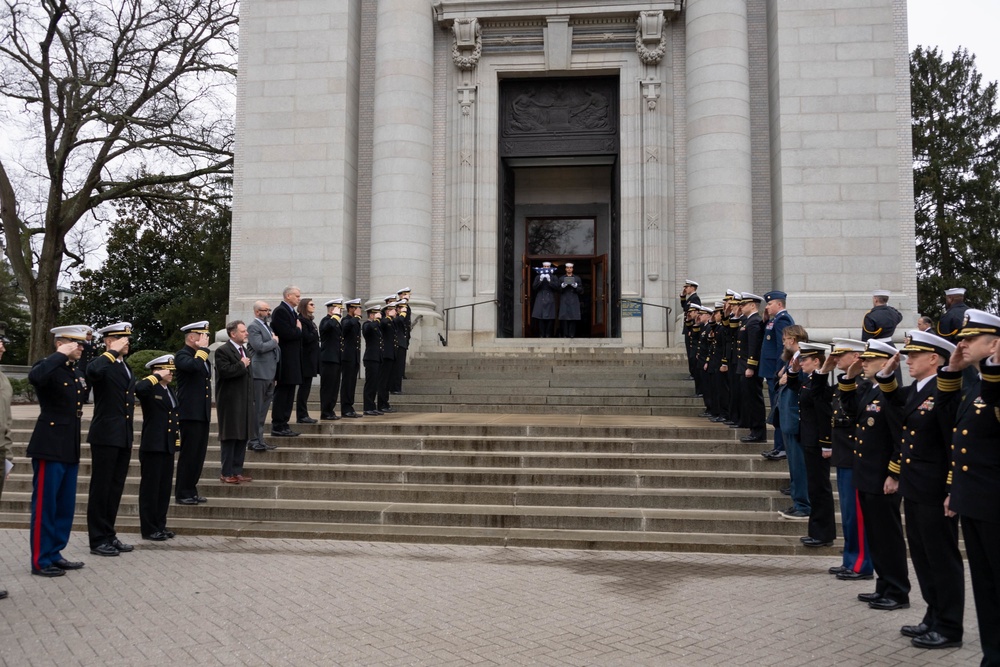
[621,299,643,318]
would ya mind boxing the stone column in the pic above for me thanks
[370,0,435,309]
[685,0,754,295]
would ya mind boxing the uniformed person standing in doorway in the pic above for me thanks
[532,262,558,338]
[940,309,1000,662]
[27,325,91,577]
[86,322,137,557]
[558,263,584,338]
[174,321,212,506]
[135,354,179,541]
[862,290,903,341]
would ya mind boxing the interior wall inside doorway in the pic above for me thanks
[513,165,612,337]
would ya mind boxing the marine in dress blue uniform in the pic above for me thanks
[86,322,138,557]
[27,325,91,577]
[135,355,179,541]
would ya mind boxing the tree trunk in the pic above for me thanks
[27,239,65,363]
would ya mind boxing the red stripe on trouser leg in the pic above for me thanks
[32,460,46,571]
[852,489,866,572]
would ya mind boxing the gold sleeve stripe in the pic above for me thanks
[877,378,898,393]
[887,461,901,474]
[747,359,758,366]
[838,382,856,392]
[983,371,1000,384]
[101,351,116,362]
[937,377,962,392]
[946,471,953,485]
[195,350,209,361]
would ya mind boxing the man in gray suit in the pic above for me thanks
[246,301,279,453]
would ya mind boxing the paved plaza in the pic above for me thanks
[0,529,979,666]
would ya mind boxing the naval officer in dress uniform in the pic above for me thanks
[876,331,964,650]
[174,321,212,505]
[340,299,363,418]
[940,309,1000,663]
[392,288,412,393]
[86,322,137,557]
[27,325,91,577]
[862,290,904,341]
[361,304,383,416]
[135,354,179,541]
[737,293,767,443]
[319,298,344,420]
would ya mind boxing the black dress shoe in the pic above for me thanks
[802,537,834,548]
[195,496,208,503]
[111,538,134,553]
[838,571,874,581]
[779,486,791,495]
[857,592,882,603]
[0,589,7,599]
[363,410,381,416]
[163,530,176,539]
[344,412,362,418]
[271,429,300,437]
[90,543,119,557]
[723,420,737,426]
[142,532,168,541]
[697,411,712,418]
[53,558,85,570]
[31,566,65,577]
[828,565,848,575]
[710,416,727,423]
[868,598,909,611]
[264,442,278,450]
[911,631,962,649]
[249,443,268,452]
[177,497,199,505]
[389,390,401,395]
[380,407,395,413]
[320,414,341,421]
[900,623,929,638]
[740,435,766,443]
[296,417,318,424]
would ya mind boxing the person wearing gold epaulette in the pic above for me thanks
[319,299,344,420]
[135,355,179,541]
[724,293,743,427]
[694,306,714,417]
[839,338,911,611]
[377,301,398,413]
[340,299,363,418]
[392,288,412,393]
[27,325,91,577]
[737,294,767,443]
[706,303,728,422]
[875,331,964,650]
[86,322,138,557]
[174,320,212,506]
[361,304,383,416]
[939,309,1000,664]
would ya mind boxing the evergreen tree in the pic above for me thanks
[912,46,1000,316]
[61,188,231,353]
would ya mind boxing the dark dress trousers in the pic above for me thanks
[136,377,179,537]
[558,275,584,338]
[878,371,964,642]
[940,364,1000,663]
[27,352,84,572]
[726,315,743,424]
[174,344,212,502]
[341,315,362,415]
[319,314,343,417]
[85,350,136,549]
[270,301,303,431]
[390,313,408,393]
[531,274,557,337]
[840,375,910,604]
[738,312,766,439]
[362,319,382,412]
[295,315,319,420]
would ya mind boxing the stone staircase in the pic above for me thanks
[0,349,835,555]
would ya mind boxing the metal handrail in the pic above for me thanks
[618,299,672,348]
[441,299,498,347]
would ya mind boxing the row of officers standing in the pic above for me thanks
[20,286,414,582]
[683,282,1000,667]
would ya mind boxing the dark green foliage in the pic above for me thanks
[912,46,1000,317]
[0,259,30,365]
[125,349,171,377]
[61,188,231,352]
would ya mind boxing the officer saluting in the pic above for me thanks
[340,299,363,418]
[319,298,344,420]
[86,322,137,557]
[135,355,179,541]
[174,321,212,506]
[27,325,91,577]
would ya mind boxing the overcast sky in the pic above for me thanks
[908,0,1000,85]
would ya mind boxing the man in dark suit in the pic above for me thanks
[862,290,904,341]
[737,293,767,443]
[28,325,90,577]
[340,299,363,418]
[319,299,344,420]
[270,286,303,437]
[215,321,255,484]
[174,320,212,505]
[377,302,398,413]
[940,309,1000,663]
[362,304,383,416]
[246,301,279,452]
[86,322,137,557]
[840,338,911,612]
[135,354,179,541]
[877,331,964,650]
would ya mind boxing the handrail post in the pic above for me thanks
[471,304,475,348]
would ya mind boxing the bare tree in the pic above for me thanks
[0,0,237,361]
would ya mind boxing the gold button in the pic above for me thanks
[50,422,54,426]
[953,428,958,433]
[920,411,925,415]
[859,453,863,457]
[976,410,981,415]
[910,431,915,436]
[962,448,967,454]
[963,465,968,472]
[963,430,969,436]
[910,445,914,450]
[906,459,910,464]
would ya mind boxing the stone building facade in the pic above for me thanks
[230,0,917,348]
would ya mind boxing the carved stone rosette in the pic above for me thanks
[452,18,482,70]
[635,11,665,65]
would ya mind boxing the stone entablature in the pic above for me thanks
[433,0,683,22]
